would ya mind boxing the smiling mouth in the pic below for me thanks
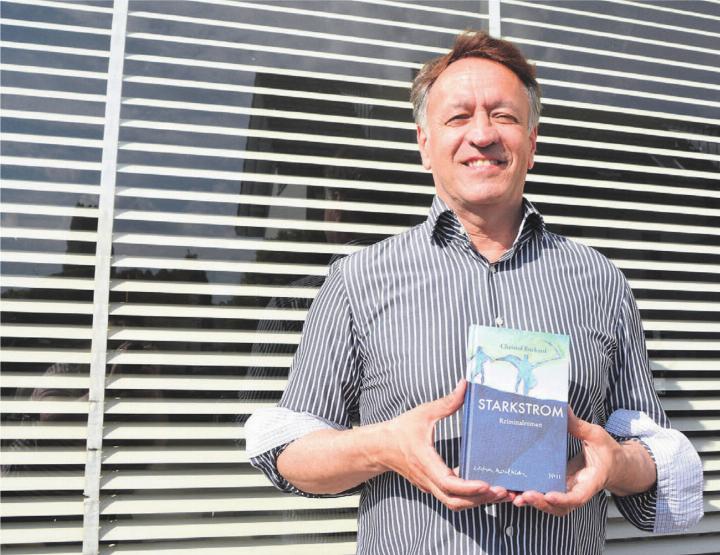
[464,159,506,168]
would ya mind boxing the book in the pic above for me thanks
[459,325,570,493]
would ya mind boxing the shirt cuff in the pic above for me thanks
[245,406,346,458]
[246,407,362,498]
[605,409,704,533]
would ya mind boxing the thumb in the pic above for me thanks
[567,406,590,440]
[431,379,467,419]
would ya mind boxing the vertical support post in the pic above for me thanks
[82,0,128,553]
[489,0,501,37]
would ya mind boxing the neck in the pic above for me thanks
[446,198,524,263]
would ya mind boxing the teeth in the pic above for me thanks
[466,159,501,167]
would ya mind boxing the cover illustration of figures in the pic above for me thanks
[459,325,571,493]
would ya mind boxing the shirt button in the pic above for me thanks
[495,316,504,326]
[505,526,514,536]
[490,265,497,274]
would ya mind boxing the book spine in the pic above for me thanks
[459,383,474,479]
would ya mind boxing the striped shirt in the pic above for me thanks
[248,196,703,554]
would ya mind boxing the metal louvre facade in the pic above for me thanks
[0,0,717,553]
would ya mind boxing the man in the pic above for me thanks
[247,31,703,553]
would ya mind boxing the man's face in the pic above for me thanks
[417,58,537,214]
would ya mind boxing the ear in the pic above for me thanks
[527,126,538,170]
[417,125,432,170]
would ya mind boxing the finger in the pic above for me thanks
[436,471,491,497]
[429,379,467,419]
[514,491,571,516]
[437,490,511,512]
[545,480,597,507]
[419,449,490,498]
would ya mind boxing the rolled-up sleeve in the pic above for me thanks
[605,409,703,533]
[604,280,703,533]
[247,260,363,496]
[246,407,352,496]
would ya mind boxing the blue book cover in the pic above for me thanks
[459,325,570,493]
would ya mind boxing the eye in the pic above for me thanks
[446,113,469,124]
[494,113,519,123]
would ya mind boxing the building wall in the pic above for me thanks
[1,0,718,553]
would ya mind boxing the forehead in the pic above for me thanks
[428,57,527,110]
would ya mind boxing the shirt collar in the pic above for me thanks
[425,195,545,247]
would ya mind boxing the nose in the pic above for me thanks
[466,114,499,148]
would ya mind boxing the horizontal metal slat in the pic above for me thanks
[0,179,101,195]
[642,321,720,332]
[101,447,247,465]
[0,349,92,364]
[107,303,307,320]
[120,96,412,130]
[1,299,94,315]
[0,325,93,340]
[100,491,359,515]
[545,214,720,239]
[103,398,275,415]
[0,15,111,34]
[1,251,96,266]
[660,398,720,412]
[0,520,82,544]
[651,360,719,372]
[638,300,720,312]
[573,236,720,256]
[103,423,243,440]
[106,327,301,344]
[0,496,84,518]
[106,352,293,367]
[0,109,106,125]
[113,209,405,236]
[1,422,87,440]
[0,155,103,171]
[0,448,85,466]
[0,275,95,290]
[106,374,287,391]
[97,514,357,542]
[0,40,108,59]
[654,378,720,392]
[113,231,359,256]
[9,0,113,13]
[1,472,85,492]
[2,203,98,218]
[1,399,89,414]
[630,280,720,293]
[1,226,98,243]
[109,279,318,298]
[674,417,720,433]
[99,537,357,555]
[2,132,104,148]
[647,340,720,352]
[0,544,81,555]
[604,534,720,555]
[100,469,264,489]
[692,438,720,453]
[118,165,427,195]
[528,172,720,201]
[112,255,328,276]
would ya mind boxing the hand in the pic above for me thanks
[512,408,623,516]
[377,379,514,511]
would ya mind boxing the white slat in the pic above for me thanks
[100,491,359,515]
[98,514,358,541]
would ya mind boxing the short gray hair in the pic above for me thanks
[411,31,542,132]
